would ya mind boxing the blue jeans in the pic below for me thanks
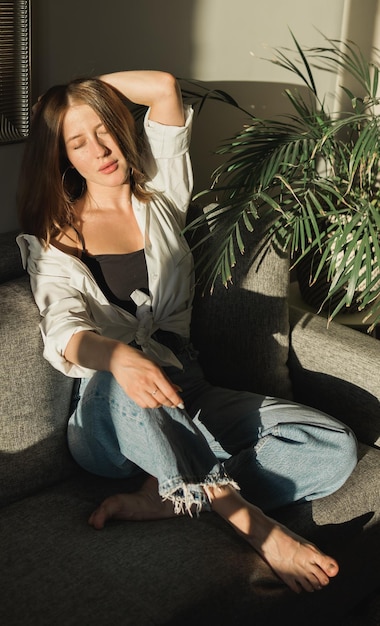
[67,335,357,513]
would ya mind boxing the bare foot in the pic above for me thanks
[250,513,339,593]
[206,485,339,594]
[89,476,178,530]
[89,478,338,594]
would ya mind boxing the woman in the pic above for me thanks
[17,70,357,594]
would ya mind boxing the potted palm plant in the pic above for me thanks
[187,32,380,331]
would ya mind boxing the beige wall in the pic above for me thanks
[0,0,378,233]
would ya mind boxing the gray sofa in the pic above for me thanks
[1,223,379,626]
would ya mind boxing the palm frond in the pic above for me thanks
[179,78,250,117]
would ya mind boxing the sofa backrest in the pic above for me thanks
[188,207,293,400]
[0,232,76,506]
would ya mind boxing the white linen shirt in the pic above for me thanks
[17,106,195,378]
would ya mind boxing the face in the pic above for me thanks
[62,102,129,190]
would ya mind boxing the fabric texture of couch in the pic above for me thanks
[0,225,379,626]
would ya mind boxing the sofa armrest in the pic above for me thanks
[288,305,380,447]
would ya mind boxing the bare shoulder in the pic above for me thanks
[51,226,82,257]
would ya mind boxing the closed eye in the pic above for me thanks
[97,125,109,136]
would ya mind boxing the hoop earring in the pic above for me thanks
[61,166,85,203]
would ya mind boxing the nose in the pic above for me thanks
[93,136,110,158]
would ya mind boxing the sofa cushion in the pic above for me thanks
[0,275,76,506]
[0,443,378,626]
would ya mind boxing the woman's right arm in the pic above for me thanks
[99,70,185,126]
[64,331,184,409]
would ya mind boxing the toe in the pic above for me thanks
[88,507,106,530]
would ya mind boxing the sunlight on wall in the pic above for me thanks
[334,0,380,112]
[191,0,346,95]
[188,0,350,192]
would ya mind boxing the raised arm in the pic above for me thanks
[99,70,185,126]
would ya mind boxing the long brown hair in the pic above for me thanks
[18,78,151,245]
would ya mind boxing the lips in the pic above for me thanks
[99,160,118,174]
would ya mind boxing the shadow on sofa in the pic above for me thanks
[288,307,380,449]
[290,366,380,448]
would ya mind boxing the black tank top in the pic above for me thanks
[74,228,149,315]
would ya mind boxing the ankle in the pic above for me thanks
[205,484,275,548]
